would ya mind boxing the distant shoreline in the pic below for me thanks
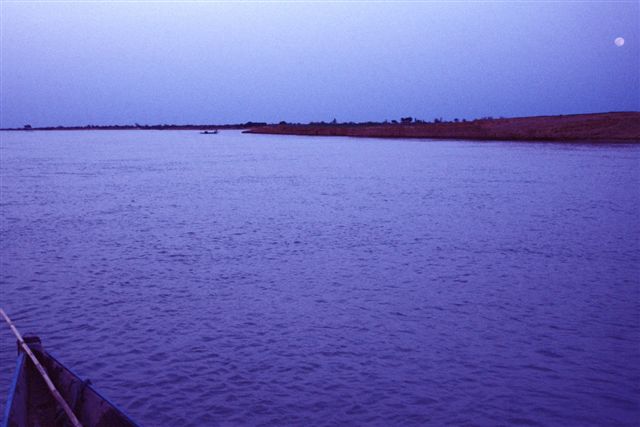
[2,112,639,142]
[245,112,640,142]
[0,124,257,132]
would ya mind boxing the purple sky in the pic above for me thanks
[1,1,638,127]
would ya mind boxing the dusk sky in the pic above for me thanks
[1,1,638,128]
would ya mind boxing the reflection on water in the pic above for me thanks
[1,130,638,426]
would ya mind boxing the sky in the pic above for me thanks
[0,1,638,127]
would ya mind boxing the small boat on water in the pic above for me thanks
[1,310,139,427]
[200,130,218,134]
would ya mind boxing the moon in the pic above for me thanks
[615,37,625,47]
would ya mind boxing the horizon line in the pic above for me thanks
[2,110,638,131]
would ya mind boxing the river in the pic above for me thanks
[1,130,638,426]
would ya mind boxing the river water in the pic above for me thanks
[1,130,638,426]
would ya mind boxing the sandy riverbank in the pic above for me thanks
[244,112,640,141]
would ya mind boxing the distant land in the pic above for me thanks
[0,123,264,131]
[2,112,639,141]
[245,112,640,142]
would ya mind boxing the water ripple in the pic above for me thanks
[0,131,638,426]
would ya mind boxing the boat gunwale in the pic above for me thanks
[2,344,140,427]
[1,352,25,427]
[44,349,141,427]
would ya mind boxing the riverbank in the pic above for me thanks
[244,112,640,141]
